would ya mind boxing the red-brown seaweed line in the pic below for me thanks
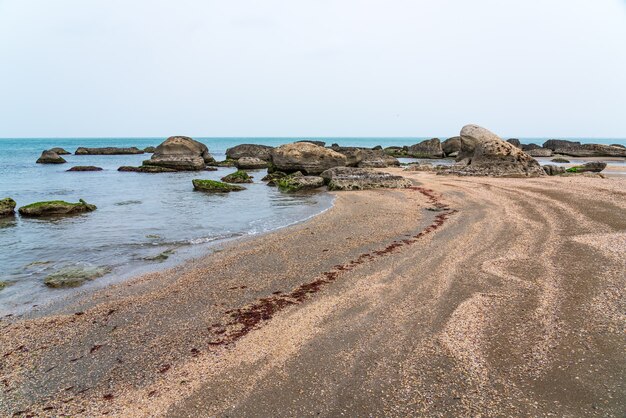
[206,187,456,348]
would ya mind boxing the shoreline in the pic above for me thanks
[1,171,625,416]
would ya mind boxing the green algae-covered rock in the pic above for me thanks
[277,174,324,193]
[44,266,111,288]
[221,170,253,184]
[18,199,97,217]
[566,162,607,173]
[0,281,8,291]
[0,198,16,217]
[118,165,177,173]
[192,179,245,193]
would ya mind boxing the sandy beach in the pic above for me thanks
[1,170,625,417]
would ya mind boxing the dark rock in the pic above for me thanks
[522,143,542,151]
[543,165,566,176]
[331,143,339,147]
[75,147,143,155]
[542,139,581,150]
[551,157,570,163]
[18,199,97,217]
[407,138,444,158]
[442,137,462,157]
[192,179,245,193]
[372,145,383,150]
[143,146,156,153]
[225,144,274,161]
[277,174,324,192]
[507,138,521,148]
[221,170,253,184]
[36,150,66,164]
[0,198,16,217]
[262,171,288,186]
[144,136,214,171]
[67,166,103,172]
[320,167,412,191]
[118,166,177,173]
[235,157,268,169]
[270,142,347,175]
[49,147,70,155]
[553,144,626,157]
[384,146,409,157]
[566,162,607,173]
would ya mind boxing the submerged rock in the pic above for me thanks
[0,198,16,217]
[192,179,245,193]
[75,147,143,155]
[270,142,347,175]
[36,150,66,164]
[145,136,214,171]
[445,125,545,177]
[67,166,103,172]
[49,147,71,155]
[18,199,97,217]
[407,138,444,158]
[226,144,273,161]
[118,165,176,173]
[44,266,110,288]
[543,165,566,176]
[277,174,324,192]
[566,162,607,173]
[236,157,268,169]
[144,249,174,262]
[320,167,413,191]
[221,170,253,184]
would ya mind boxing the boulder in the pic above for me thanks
[144,136,214,171]
[446,125,545,177]
[192,179,245,193]
[75,147,143,155]
[0,198,16,217]
[329,146,363,167]
[221,170,253,184]
[566,162,607,173]
[553,144,626,157]
[49,147,70,155]
[44,266,110,288]
[542,139,581,150]
[277,173,325,192]
[384,146,409,157]
[270,142,347,175]
[522,143,542,151]
[209,159,237,167]
[143,146,156,153]
[67,166,103,172]
[442,137,462,157]
[36,150,66,164]
[407,138,444,158]
[18,199,97,217]
[543,165,566,176]
[358,149,400,168]
[372,145,383,151]
[551,157,570,163]
[526,148,553,157]
[226,144,274,161]
[297,140,326,147]
[506,138,521,148]
[118,166,177,173]
[235,157,268,169]
[320,167,413,191]
[262,171,288,186]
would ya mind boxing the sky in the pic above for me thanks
[0,0,625,138]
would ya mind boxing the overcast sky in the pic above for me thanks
[0,0,625,138]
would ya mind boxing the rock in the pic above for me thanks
[507,138,521,148]
[448,151,459,158]
[358,149,400,168]
[404,163,435,172]
[442,137,462,157]
[67,166,103,172]
[297,140,326,147]
[49,147,70,155]
[611,144,625,149]
[235,157,268,169]
[44,266,110,288]
[75,147,143,155]
[522,143,542,151]
[36,150,66,164]
[270,142,347,175]
[143,250,174,262]
[551,157,570,163]
[372,145,383,150]
[192,179,245,193]
[320,167,413,191]
[221,170,253,184]
[526,148,553,157]
[118,166,177,173]
[262,171,288,186]
[225,144,274,161]
[0,281,7,291]
[543,165,566,176]
[18,199,97,217]
[0,198,16,217]
[143,146,156,153]
[446,125,545,177]
[144,136,214,171]
[204,166,218,171]
[553,144,626,157]
[542,139,581,150]
[277,173,325,192]
[566,162,607,173]
[209,159,237,167]
[384,146,410,157]
[407,138,444,158]
[329,146,363,167]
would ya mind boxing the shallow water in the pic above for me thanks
[1,136,624,315]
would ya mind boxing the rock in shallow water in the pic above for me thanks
[67,166,103,172]
[118,165,177,173]
[192,179,245,193]
[277,173,324,192]
[144,136,214,171]
[18,199,96,217]
[221,170,253,184]
[36,150,66,164]
[320,167,413,191]
[49,147,70,155]
[44,266,111,288]
[0,198,16,217]
[75,147,143,155]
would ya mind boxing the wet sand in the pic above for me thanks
[1,171,625,417]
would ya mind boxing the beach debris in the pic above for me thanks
[43,265,111,288]
[36,150,66,164]
[0,197,16,217]
[270,142,347,175]
[221,170,253,184]
[75,147,143,155]
[66,166,103,172]
[18,199,96,217]
[192,179,245,193]
[320,167,412,191]
[143,136,215,171]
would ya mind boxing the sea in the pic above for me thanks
[1,136,625,315]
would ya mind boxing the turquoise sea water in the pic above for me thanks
[1,136,625,315]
